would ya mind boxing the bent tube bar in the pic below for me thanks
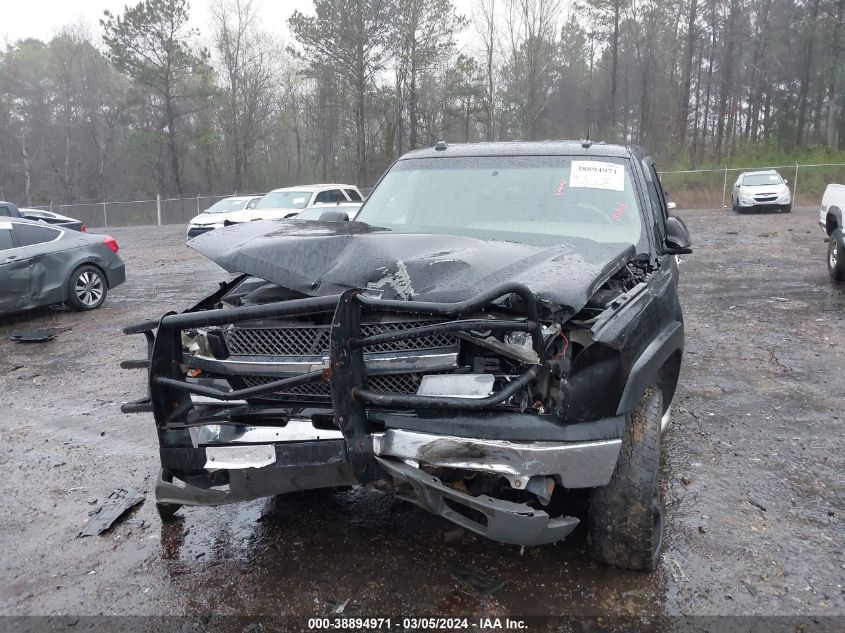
[353,365,541,410]
[160,294,341,330]
[356,282,544,361]
[349,319,538,350]
[154,370,325,401]
[123,318,160,335]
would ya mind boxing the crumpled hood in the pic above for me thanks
[189,219,636,316]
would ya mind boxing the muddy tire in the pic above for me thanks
[67,264,108,311]
[156,502,182,522]
[588,386,664,571]
[829,229,845,281]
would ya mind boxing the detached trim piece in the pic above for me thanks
[376,457,579,546]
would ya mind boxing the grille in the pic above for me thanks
[225,320,456,356]
[240,373,425,398]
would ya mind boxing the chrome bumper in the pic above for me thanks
[372,429,621,489]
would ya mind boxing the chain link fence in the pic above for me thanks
[659,162,845,209]
[31,193,263,229]
[27,163,845,228]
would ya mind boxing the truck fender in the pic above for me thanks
[826,206,843,234]
[615,321,684,416]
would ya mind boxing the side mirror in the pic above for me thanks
[665,216,692,254]
[318,210,350,222]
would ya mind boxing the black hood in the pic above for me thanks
[189,219,636,317]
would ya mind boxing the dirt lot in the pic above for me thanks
[0,207,843,624]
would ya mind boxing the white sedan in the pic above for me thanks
[186,195,262,239]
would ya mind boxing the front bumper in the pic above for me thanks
[738,195,791,209]
[151,419,620,545]
[123,283,624,546]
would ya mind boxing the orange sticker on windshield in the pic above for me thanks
[553,179,567,196]
[611,203,627,222]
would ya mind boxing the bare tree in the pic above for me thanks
[289,0,394,185]
[211,0,282,190]
[473,0,498,141]
[102,0,207,195]
[503,0,561,139]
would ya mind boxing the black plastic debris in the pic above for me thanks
[78,487,145,537]
[7,327,71,343]
[449,566,507,596]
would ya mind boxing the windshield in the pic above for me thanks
[204,198,249,214]
[742,173,783,186]
[356,156,645,248]
[255,191,311,210]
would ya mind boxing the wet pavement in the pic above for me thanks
[0,208,843,620]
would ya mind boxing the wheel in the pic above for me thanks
[156,502,182,522]
[783,204,792,213]
[731,198,738,213]
[67,265,108,310]
[829,228,845,281]
[588,386,665,571]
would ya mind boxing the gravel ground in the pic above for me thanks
[0,207,843,624]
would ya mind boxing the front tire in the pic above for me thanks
[588,386,665,571]
[829,228,845,281]
[67,264,108,311]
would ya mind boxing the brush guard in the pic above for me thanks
[122,282,545,483]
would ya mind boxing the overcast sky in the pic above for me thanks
[1,0,329,45]
[1,0,481,50]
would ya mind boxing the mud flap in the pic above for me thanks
[376,457,578,546]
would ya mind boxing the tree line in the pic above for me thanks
[0,0,841,206]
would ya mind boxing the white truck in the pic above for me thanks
[820,184,845,280]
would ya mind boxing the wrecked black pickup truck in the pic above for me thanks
[123,141,692,570]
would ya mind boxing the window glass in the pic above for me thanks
[0,225,13,250]
[742,173,783,186]
[13,223,61,247]
[254,191,311,210]
[344,189,363,201]
[0,206,14,217]
[356,155,646,250]
[641,161,668,220]
[204,198,249,214]
[315,189,345,204]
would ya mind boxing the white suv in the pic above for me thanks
[252,184,363,220]
[731,170,792,213]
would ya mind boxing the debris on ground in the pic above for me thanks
[7,327,71,343]
[668,557,690,582]
[78,487,145,537]
[449,566,507,596]
[748,497,767,512]
[333,599,350,614]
